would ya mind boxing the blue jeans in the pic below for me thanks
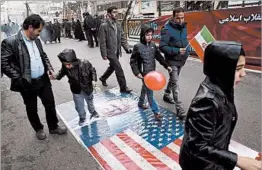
[138,80,159,114]
[73,91,95,119]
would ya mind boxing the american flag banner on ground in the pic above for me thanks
[56,87,259,170]
[189,25,216,61]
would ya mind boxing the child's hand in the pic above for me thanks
[126,49,132,54]
[48,70,56,80]
[167,67,172,73]
[92,81,97,87]
[136,73,143,79]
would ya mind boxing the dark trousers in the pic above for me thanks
[84,30,90,45]
[55,36,61,43]
[20,79,58,131]
[100,55,127,90]
[87,29,98,47]
[165,65,182,108]
[65,29,72,38]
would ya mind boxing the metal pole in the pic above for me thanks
[25,2,29,17]
[158,1,161,17]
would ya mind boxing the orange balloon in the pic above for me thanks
[144,71,166,91]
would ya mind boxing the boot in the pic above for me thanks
[163,94,175,104]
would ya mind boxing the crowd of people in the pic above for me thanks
[41,12,103,48]
[1,5,261,170]
[1,22,20,38]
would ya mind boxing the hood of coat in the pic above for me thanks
[58,49,80,65]
[203,41,244,97]
[140,24,154,45]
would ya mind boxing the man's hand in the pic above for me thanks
[126,49,132,54]
[103,56,108,60]
[237,156,261,170]
[136,73,143,79]
[167,66,172,73]
[180,48,186,55]
[48,70,56,80]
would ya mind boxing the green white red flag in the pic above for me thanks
[189,26,215,61]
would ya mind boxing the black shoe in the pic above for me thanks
[99,77,108,87]
[49,126,67,135]
[79,118,86,126]
[177,107,186,120]
[120,87,132,93]
[96,44,99,47]
[163,95,175,104]
[90,111,99,120]
[36,129,47,140]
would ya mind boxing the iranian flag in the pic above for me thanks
[190,26,215,61]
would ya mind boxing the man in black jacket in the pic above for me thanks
[83,12,98,48]
[1,14,67,140]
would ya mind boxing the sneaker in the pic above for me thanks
[90,111,99,120]
[163,95,175,104]
[120,87,132,94]
[177,107,186,120]
[36,129,47,140]
[79,118,86,126]
[138,104,149,110]
[154,113,162,121]
[49,126,67,135]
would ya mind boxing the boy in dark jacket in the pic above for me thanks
[55,49,99,126]
[179,41,261,170]
[130,25,172,121]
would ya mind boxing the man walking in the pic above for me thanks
[83,12,98,48]
[1,14,67,140]
[99,6,133,93]
[159,7,189,119]
[53,19,62,43]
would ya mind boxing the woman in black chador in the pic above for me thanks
[74,19,86,41]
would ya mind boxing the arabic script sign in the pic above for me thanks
[219,13,261,24]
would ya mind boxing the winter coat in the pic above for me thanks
[179,41,244,170]
[130,24,169,76]
[1,30,53,92]
[56,49,97,94]
[159,20,189,66]
[99,18,129,58]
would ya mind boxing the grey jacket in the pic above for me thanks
[99,18,129,58]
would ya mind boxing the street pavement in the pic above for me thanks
[1,38,261,170]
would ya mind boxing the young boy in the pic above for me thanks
[179,41,261,170]
[130,24,172,121]
[54,49,99,126]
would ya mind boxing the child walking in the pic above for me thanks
[130,24,172,121]
[55,49,99,126]
[179,41,261,170]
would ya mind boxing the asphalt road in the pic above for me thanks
[1,38,261,170]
